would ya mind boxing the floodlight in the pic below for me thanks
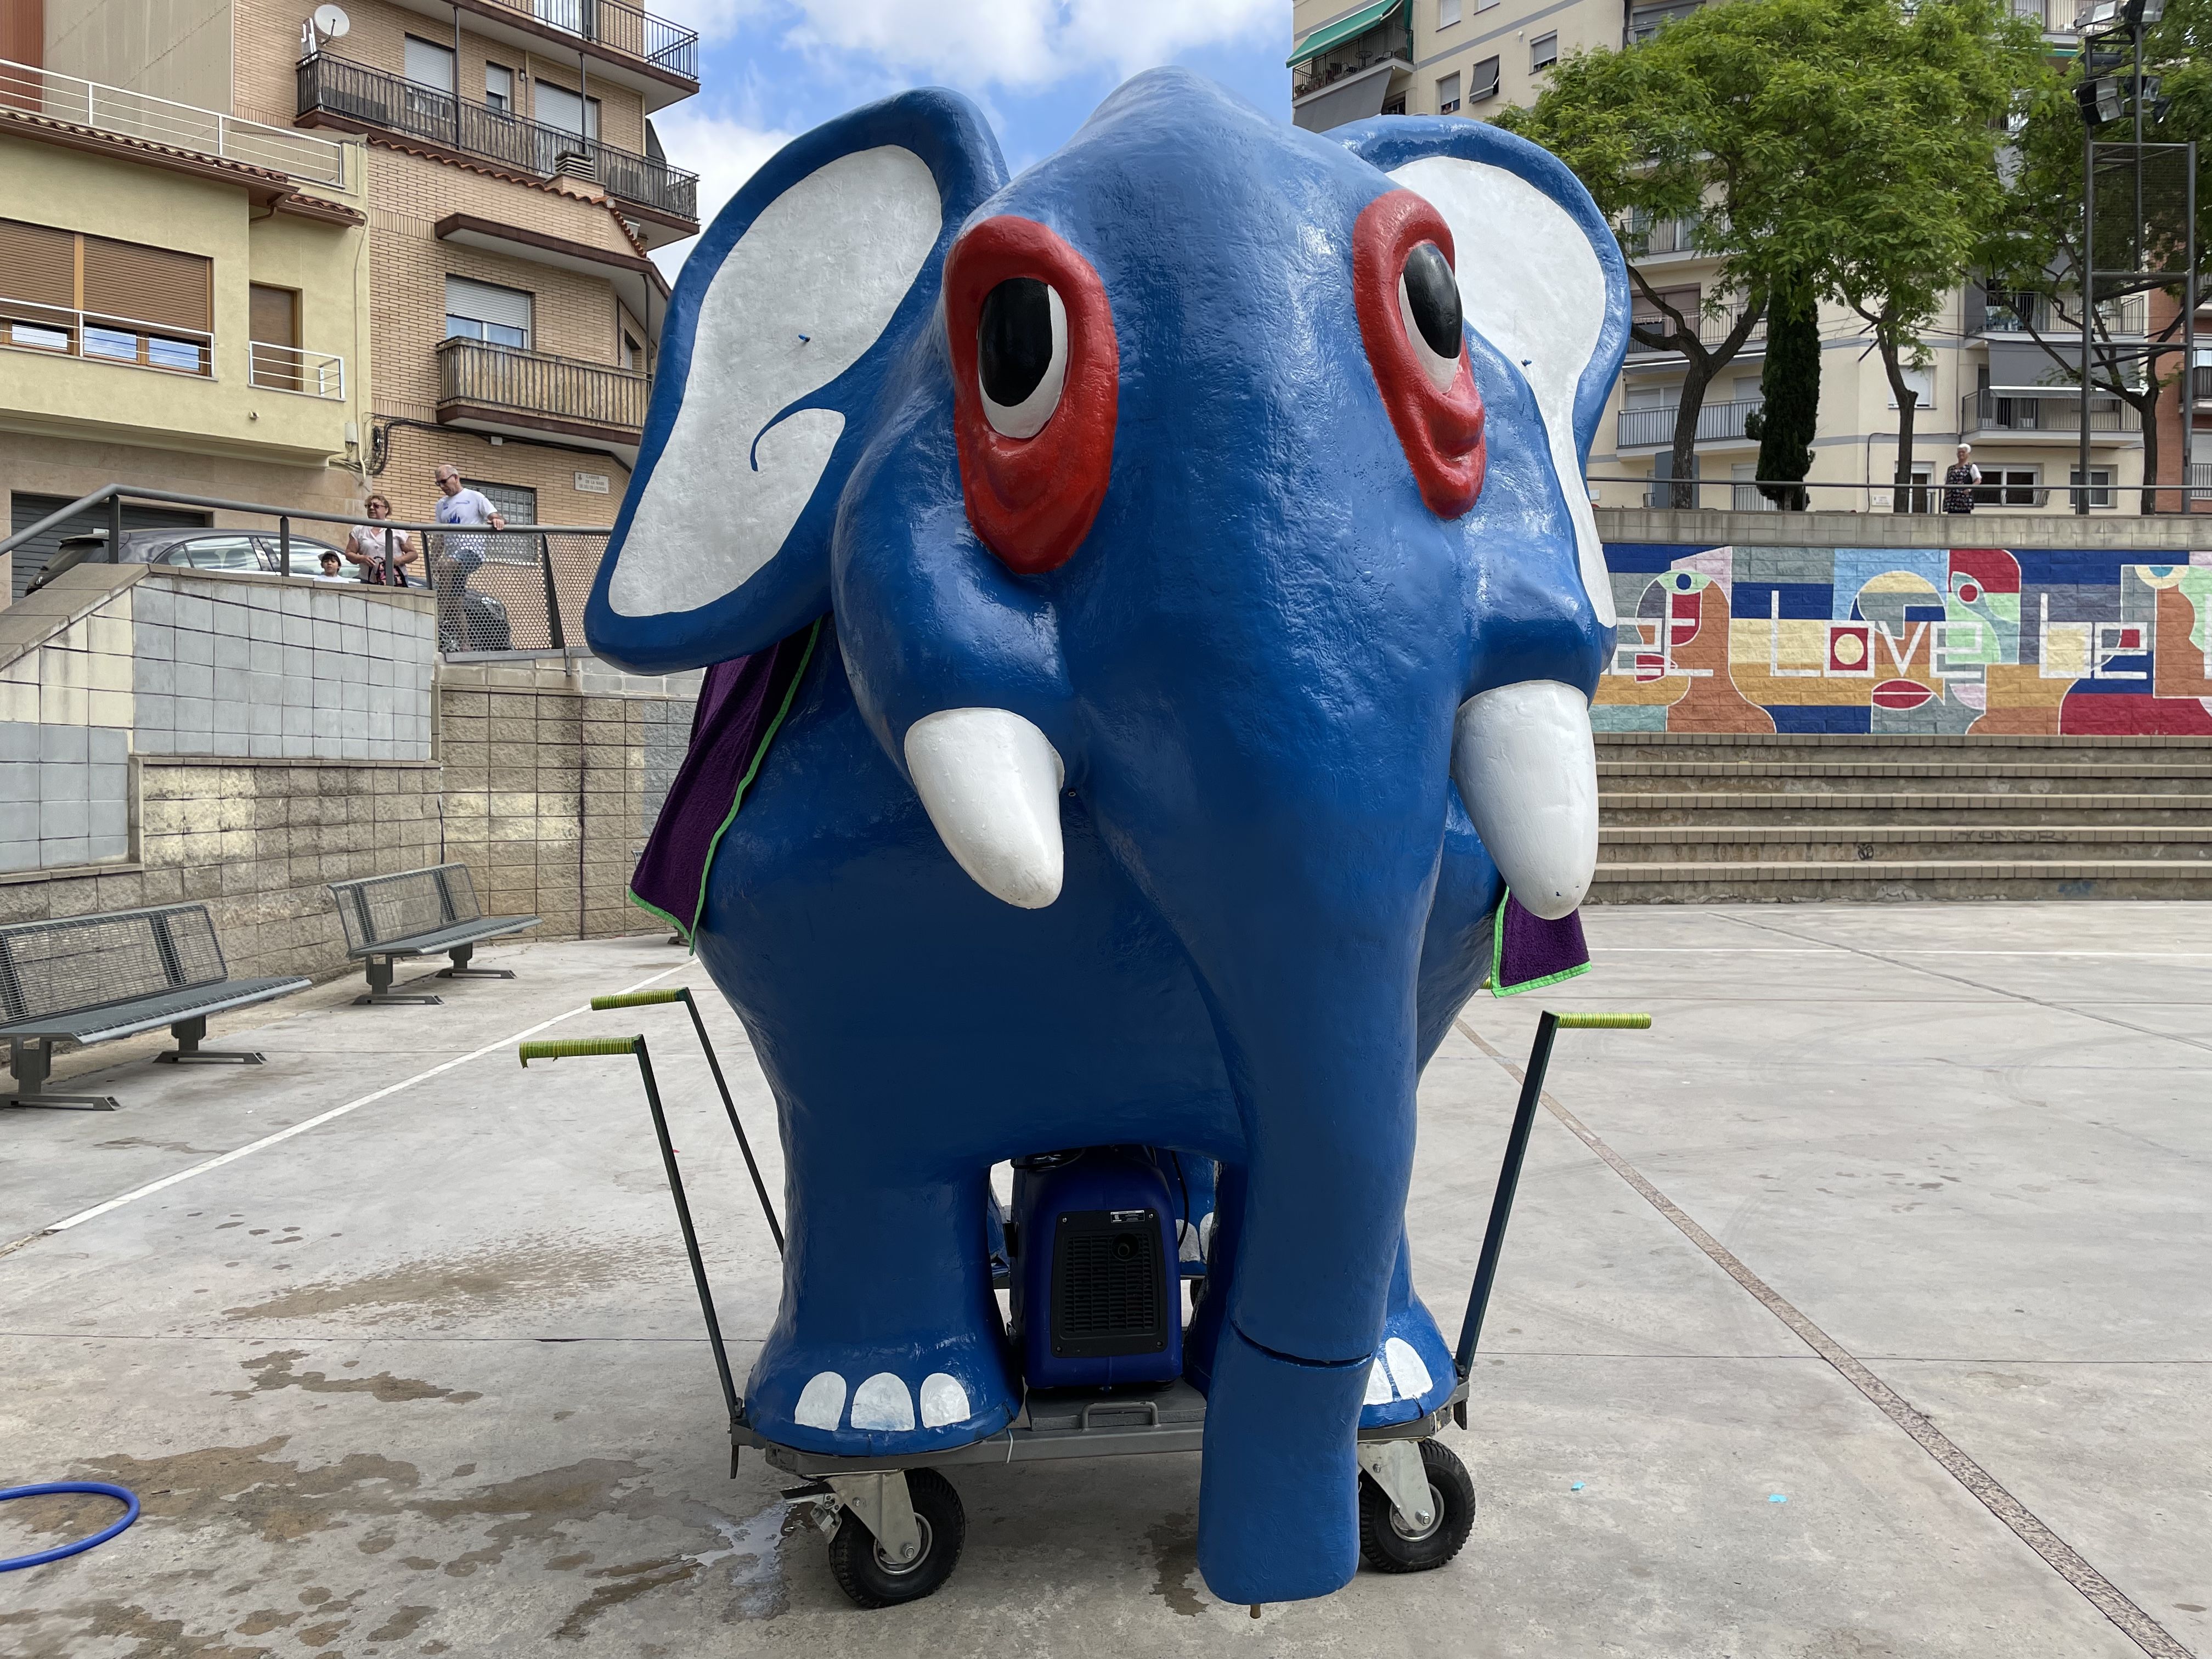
[2074,0,2121,30]
[2076,75,2126,122]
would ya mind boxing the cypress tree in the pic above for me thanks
[1751,283,1820,510]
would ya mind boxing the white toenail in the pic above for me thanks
[850,1372,915,1431]
[794,1372,846,1430]
[919,1373,969,1428]
[1385,1338,1432,1401]
[1364,1357,1393,1406]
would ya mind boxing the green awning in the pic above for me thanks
[1288,0,1405,67]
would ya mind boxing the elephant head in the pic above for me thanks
[587,70,1627,1603]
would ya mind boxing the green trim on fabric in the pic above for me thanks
[1485,889,1594,998]
[626,887,688,941]
[679,616,825,951]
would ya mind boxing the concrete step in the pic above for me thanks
[1599,792,2212,827]
[1594,733,2212,767]
[1600,825,2212,864]
[1587,858,2212,902]
[1597,760,2212,795]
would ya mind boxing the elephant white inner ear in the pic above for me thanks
[979,278,1068,439]
[1399,241,1463,394]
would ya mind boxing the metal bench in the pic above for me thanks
[0,905,311,1110]
[328,864,539,1006]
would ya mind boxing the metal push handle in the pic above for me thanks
[592,989,684,1009]
[520,1037,639,1063]
[1453,1010,1650,1426]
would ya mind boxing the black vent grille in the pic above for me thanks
[1050,1209,1166,1358]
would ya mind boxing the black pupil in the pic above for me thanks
[978,277,1054,408]
[1403,243,1462,360]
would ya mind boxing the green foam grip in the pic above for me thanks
[1554,1012,1652,1030]
[591,989,685,1011]
[518,1036,639,1065]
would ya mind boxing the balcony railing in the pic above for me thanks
[2192,364,2211,405]
[1292,19,1414,100]
[2191,462,2211,501]
[438,337,648,434]
[0,56,347,185]
[1,296,212,376]
[1960,388,2142,435]
[1975,289,2148,337]
[1628,305,1764,355]
[1618,397,1763,448]
[250,341,345,399]
[1620,211,1704,256]
[464,0,698,80]
[298,53,697,221]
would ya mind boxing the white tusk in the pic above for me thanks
[1452,680,1598,920]
[904,708,1066,909]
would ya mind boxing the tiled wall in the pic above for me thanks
[0,724,131,873]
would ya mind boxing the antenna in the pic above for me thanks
[311,4,351,44]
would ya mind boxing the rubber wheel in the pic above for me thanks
[1356,1440,1475,1573]
[827,1469,966,1609]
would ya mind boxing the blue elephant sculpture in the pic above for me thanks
[584,69,1627,1606]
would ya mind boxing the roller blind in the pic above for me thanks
[0,218,77,308]
[444,275,533,334]
[81,235,210,330]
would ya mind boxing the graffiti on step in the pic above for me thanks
[1596,544,2212,735]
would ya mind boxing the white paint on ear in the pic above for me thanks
[850,1371,916,1431]
[1452,679,1600,919]
[1388,156,1617,630]
[1364,1357,1395,1406]
[610,145,941,619]
[794,1370,847,1430]
[1384,1337,1434,1401]
[918,1372,970,1429]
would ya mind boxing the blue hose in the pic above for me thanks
[0,1482,140,1571]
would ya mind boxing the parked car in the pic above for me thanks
[30,527,512,651]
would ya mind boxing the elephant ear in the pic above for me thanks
[586,91,1007,672]
[1330,117,1629,629]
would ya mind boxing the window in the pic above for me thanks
[534,81,601,140]
[1633,283,1700,337]
[620,330,642,371]
[1475,0,1498,12]
[1531,32,1558,70]
[1886,365,1936,410]
[403,36,455,93]
[1967,466,2040,508]
[1438,0,1462,24]
[485,63,514,111]
[1470,55,1500,101]
[0,218,211,374]
[167,535,264,572]
[1436,72,1461,114]
[465,479,537,526]
[2067,466,2112,509]
[250,284,303,392]
[1624,382,1671,409]
[444,276,532,349]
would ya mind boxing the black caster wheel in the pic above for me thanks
[1357,1439,1475,1573]
[827,1469,966,1608]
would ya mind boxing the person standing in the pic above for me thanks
[1942,443,1982,515]
[431,464,506,647]
[344,493,417,584]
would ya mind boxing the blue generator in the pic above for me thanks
[1008,1147,1183,1390]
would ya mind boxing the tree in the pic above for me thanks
[1747,281,1820,509]
[1985,0,2211,512]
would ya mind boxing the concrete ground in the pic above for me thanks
[1,906,2204,1658]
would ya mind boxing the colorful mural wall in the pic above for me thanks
[1597,544,2212,736]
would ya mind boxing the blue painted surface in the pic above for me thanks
[587,71,1623,1604]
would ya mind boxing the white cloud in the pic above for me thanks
[648,109,797,282]
[653,0,1279,89]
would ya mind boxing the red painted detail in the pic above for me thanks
[1828,624,1872,674]
[1352,190,1486,518]
[1669,591,1700,647]
[1634,653,1667,681]
[2113,626,2143,652]
[945,216,1118,574]
[1955,582,1981,605]
[1871,679,1933,710]
[1949,547,2021,595]
[2060,691,2212,736]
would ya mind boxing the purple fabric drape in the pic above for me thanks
[1491,894,1590,995]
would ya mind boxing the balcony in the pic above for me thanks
[2,297,211,377]
[249,341,346,399]
[1,55,348,189]
[1290,4,1413,129]
[1973,288,2148,337]
[437,336,648,461]
[1618,397,1762,449]
[1619,211,1706,257]
[379,0,697,98]
[2192,364,2211,408]
[1959,388,2142,440]
[297,54,697,229]
[1627,306,1765,358]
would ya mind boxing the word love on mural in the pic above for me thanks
[1596,544,2212,736]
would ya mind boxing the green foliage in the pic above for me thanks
[1751,285,1821,509]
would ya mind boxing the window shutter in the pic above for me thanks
[82,235,210,330]
[444,275,533,336]
[1470,55,1500,99]
[0,218,77,309]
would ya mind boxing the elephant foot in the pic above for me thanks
[1196,1324,1367,1604]
[1359,1295,1456,1428]
[744,1333,1018,1458]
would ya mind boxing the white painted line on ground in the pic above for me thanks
[24,963,690,1243]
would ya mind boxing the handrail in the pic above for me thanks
[0,56,346,186]
[0,295,213,376]
[248,340,346,399]
[462,0,700,79]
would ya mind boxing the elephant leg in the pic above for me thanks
[742,1135,1016,1458]
[1361,1229,1456,1427]
[1182,1159,1244,1395]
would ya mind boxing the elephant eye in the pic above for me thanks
[1399,242,1463,393]
[978,277,1068,440]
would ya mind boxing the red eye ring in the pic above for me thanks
[946,216,1118,574]
[1352,190,1486,518]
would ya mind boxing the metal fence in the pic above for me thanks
[0,483,613,658]
[0,56,349,185]
[469,0,700,78]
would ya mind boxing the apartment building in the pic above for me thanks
[1,0,697,594]
[1289,0,2189,514]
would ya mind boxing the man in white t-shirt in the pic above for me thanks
[431,463,507,646]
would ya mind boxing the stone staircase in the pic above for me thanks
[1589,733,2212,901]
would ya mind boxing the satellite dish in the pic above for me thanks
[312,4,351,40]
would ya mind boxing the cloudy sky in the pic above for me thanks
[647,1,1292,278]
